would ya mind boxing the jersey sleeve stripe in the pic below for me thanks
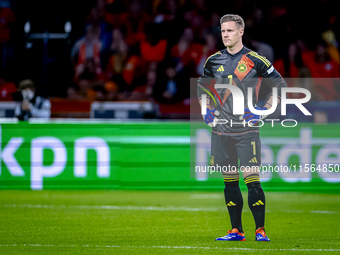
[203,51,221,68]
[253,54,270,67]
[248,52,271,67]
[259,55,271,66]
[249,52,268,64]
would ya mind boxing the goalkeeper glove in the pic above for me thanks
[243,106,268,125]
[203,108,220,127]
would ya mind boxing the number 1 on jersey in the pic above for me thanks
[251,141,256,155]
[228,75,232,85]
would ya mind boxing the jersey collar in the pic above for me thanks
[225,46,245,59]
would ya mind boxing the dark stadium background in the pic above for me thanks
[4,0,340,107]
[1,1,340,253]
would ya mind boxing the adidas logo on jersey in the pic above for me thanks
[217,65,224,71]
[226,201,236,206]
[252,200,264,206]
[249,157,258,163]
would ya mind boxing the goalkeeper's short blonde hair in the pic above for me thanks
[220,14,245,30]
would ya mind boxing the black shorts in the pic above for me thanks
[210,131,261,170]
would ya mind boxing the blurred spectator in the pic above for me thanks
[153,0,178,23]
[0,73,16,101]
[301,41,340,100]
[105,29,146,95]
[196,33,217,76]
[243,4,274,62]
[71,24,104,80]
[171,27,203,76]
[140,23,167,63]
[87,0,115,27]
[151,0,186,50]
[154,59,188,103]
[322,29,340,64]
[69,57,106,100]
[104,29,128,92]
[302,41,340,78]
[273,43,302,78]
[110,28,125,53]
[162,64,178,101]
[70,24,107,100]
[182,0,206,39]
[250,39,275,63]
[244,34,275,63]
[13,79,51,121]
[274,42,330,101]
[201,12,222,47]
[0,5,15,71]
[128,62,157,101]
[124,0,150,46]
[86,0,120,53]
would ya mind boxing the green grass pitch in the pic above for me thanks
[0,190,340,254]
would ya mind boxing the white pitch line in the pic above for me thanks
[309,210,340,214]
[2,204,340,214]
[0,244,339,252]
[190,194,223,199]
[3,204,219,212]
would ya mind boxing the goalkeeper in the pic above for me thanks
[197,14,287,241]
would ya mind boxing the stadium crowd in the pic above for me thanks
[0,0,340,110]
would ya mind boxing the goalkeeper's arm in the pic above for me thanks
[197,58,220,127]
[243,56,287,124]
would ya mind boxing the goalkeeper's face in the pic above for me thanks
[221,21,243,48]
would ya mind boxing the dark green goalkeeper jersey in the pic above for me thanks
[197,46,287,136]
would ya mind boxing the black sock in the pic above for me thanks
[223,178,243,233]
[245,174,265,230]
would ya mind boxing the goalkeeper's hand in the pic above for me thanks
[243,106,268,125]
[203,108,220,127]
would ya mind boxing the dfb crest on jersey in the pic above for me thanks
[210,156,214,166]
[234,56,253,81]
[237,63,247,73]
